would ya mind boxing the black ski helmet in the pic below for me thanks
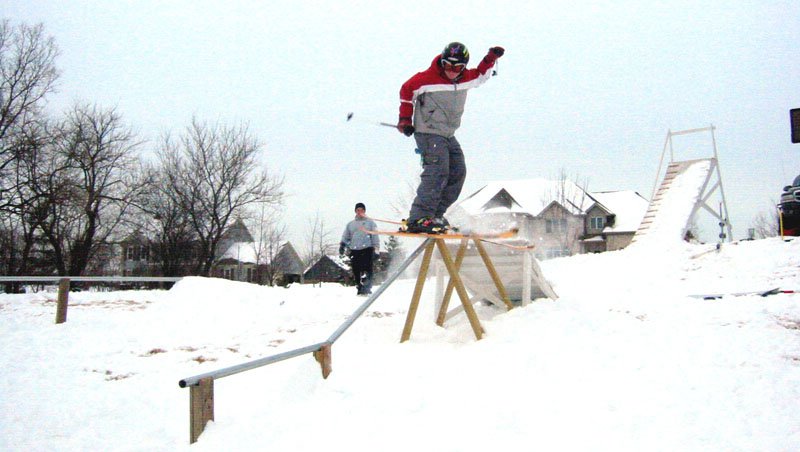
[440,42,469,66]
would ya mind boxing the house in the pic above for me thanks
[303,254,351,284]
[582,190,649,252]
[116,219,303,285]
[270,242,305,286]
[449,178,648,259]
[213,218,258,282]
[118,231,154,276]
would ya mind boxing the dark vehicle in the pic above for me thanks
[778,174,800,236]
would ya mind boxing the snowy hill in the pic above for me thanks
[2,237,799,451]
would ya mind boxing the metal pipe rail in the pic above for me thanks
[179,341,329,388]
[177,238,432,443]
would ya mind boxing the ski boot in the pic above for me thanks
[405,217,447,234]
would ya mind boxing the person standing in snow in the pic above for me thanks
[339,202,380,295]
[397,42,504,233]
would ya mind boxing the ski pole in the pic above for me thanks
[346,112,396,129]
[369,217,405,226]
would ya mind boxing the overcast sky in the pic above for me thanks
[6,0,800,247]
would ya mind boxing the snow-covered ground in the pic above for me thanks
[2,237,799,451]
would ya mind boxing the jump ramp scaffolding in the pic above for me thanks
[632,125,732,245]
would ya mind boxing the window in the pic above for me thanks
[545,218,567,233]
[590,216,605,230]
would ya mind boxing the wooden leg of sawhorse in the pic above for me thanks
[472,239,514,310]
[401,239,436,342]
[435,239,484,340]
[436,238,469,326]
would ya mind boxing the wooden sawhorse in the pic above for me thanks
[401,237,515,342]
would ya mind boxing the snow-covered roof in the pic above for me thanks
[328,254,349,270]
[219,241,258,264]
[454,180,648,233]
[588,191,650,233]
[455,178,592,216]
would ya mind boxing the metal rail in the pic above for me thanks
[179,342,329,388]
[178,238,431,388]
[326,239,430,343]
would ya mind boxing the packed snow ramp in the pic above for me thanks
[631,158,715,246]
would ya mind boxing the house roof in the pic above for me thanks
[303,254,350,274]
[272,242,304,274]
[222,218,255,243]
[587,191,650,233]
[220,241,258,264]
[453,179,649,234]
[455,178,594,216]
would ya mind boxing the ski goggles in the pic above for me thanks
[442,60,466,72]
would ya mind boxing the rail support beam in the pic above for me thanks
[55,278,70,324]
[190,377,214,444]
[314,343,332,379]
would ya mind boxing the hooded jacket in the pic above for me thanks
[398,54,496,138]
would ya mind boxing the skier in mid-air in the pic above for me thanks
[397,42,505,233]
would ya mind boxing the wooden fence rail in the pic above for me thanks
[0,276,182,324]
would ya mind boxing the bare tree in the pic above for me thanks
[159,118,284,276]
[0,116,52,283]
[751,205,779,239]
[33,103,145,276]
[543,169,589,256]
[303,210,335,267]
[389,177,419,220]
[246,202,286,285]
[136,160,199,276]
[0,20,60,211]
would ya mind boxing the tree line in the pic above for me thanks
[0,20,288,287]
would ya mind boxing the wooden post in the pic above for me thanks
[522,251,532,304]
[436,239,468,326]
[55,278,70,324]
[472,239,514,310]
[435,240,483,340]
[401,240,435,342]
[190,377,214,444]
[314,343,332,378]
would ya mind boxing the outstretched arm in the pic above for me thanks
[397,78,416,136]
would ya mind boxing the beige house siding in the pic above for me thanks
[605,233,634,251]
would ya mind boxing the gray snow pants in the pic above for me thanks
[408,133,466,221]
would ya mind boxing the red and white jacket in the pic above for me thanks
[399,54,496,138]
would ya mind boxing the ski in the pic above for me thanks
[367,217,405,226]
[361,227,518,240]
[687,287,796,300]
[479,240,536,250]
[368,217,460,232]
